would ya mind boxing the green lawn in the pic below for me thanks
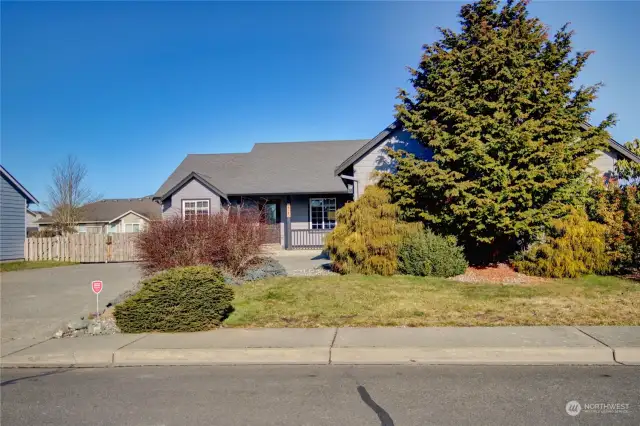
[0,260,78,272]
[226,274,640,327]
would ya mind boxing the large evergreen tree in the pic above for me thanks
[379,0,614,261]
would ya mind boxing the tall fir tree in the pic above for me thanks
[379,0,615,262]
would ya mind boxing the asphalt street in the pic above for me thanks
[1,365,638,425]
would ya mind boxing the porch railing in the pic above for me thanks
[290,229,331,249]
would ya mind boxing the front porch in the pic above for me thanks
[228,193,352,249]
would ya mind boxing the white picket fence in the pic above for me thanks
[24,234,139,262]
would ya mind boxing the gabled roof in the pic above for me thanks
[580,122,640,164]
[334,121,399,176]
[154,139,368,198]
[335,120,640,176]
[0,165,39,204]
[156,171,227,202]
[37,197,161,224]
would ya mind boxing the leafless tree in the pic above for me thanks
[47,155,100,234]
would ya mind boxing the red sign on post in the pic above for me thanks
[92,280,103,294]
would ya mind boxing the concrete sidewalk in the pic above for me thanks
[1,326,638,368]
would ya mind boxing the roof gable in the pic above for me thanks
[0,165,39,204]
[334,122,399,176]
[156,171,227,202]
[580,122,640,164]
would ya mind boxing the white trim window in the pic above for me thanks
[124,223,141,233]
[183,199,210,220]
[310,198,336,230]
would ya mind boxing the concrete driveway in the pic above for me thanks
[271,250,332,275]
[1,263,141,356]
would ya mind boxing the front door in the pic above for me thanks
[262,201,281,244]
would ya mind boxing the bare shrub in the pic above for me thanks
[136,208,268,276]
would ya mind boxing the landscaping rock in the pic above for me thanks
[89,323,102,335]
[67,320,90,331]
[289,268,336,277]
[54,307,121,338]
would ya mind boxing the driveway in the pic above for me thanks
[1,263,141,355]
[271,250,332,275]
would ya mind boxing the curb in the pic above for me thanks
[0,350,113,368]
[615,348,640,365]
[330,347,617,365]
[113,348,330,366]
[0,347,622,368]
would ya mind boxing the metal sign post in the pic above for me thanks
[92,280,103,318]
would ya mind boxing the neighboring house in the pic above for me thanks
[154,121,640,249]
[0,165,39,261]
[26,209,48,234]
[37,197,161,234]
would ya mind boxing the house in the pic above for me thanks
[26,209,48,234]
[37,197,161,234]
[0,165,39,261]
[154,121,640,249]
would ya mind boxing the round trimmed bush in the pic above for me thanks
[398,228,468,277]
[114,266,234,332]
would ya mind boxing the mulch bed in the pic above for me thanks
[449,263,547,285]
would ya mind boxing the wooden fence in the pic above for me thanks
[24,234,139,262]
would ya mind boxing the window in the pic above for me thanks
[108,224,118,233]
[310,198,336,229]
[182,200,210,220]
[124,223,141,233]
[77,225,86,233]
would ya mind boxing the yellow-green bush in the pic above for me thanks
[114,266,234,332]
[513,210,611,278]
[325,187,402,275]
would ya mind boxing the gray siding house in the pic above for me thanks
[0,165,39,261]
[37,197,161,234]
[154,121,640,249]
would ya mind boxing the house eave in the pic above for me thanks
[226,190,352,197]
[334,121,400,176]
[0,165,39,204]
[155,172,228,202]
[107,210,151,224]
[580,122,639,164]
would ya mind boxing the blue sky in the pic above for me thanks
[2,1,639,206]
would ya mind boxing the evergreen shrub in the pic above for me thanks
[398,228,468,277]
[114,266,234,332]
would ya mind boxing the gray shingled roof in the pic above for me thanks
[37,197,161,224]
[154,140,368,199]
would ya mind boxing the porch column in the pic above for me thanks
[284,195,291,249]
